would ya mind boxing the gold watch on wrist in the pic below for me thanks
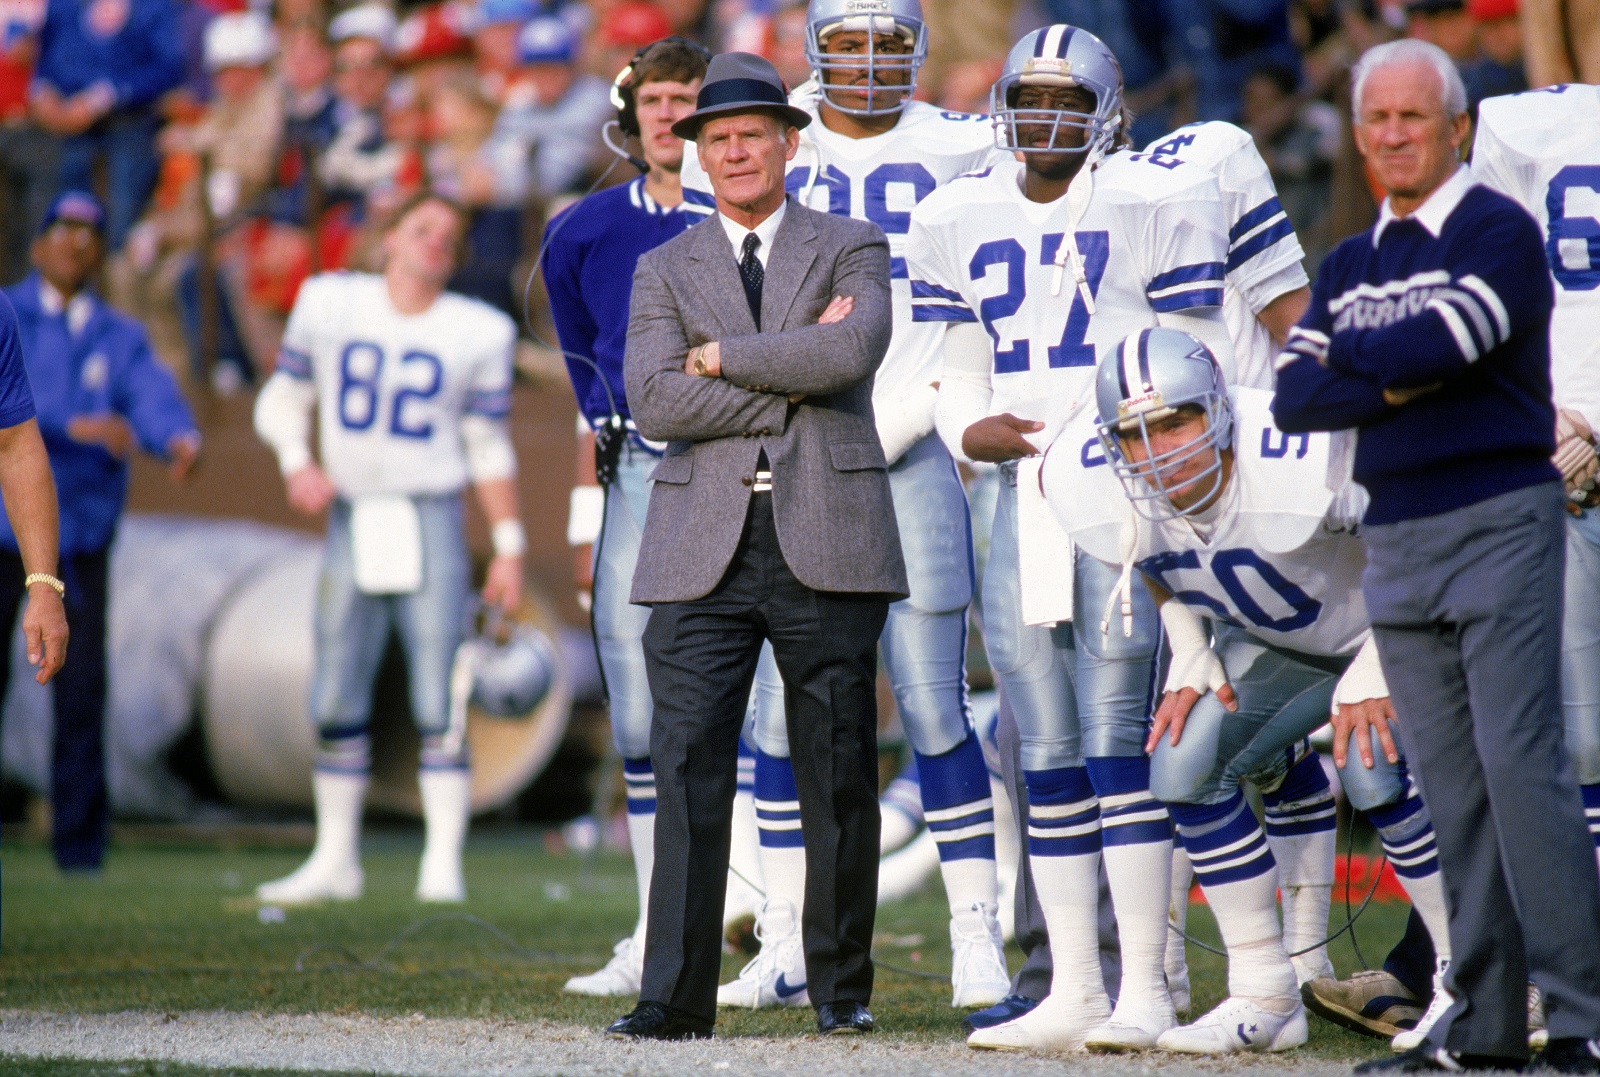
[25,572,64,599]
[692,346,709,376]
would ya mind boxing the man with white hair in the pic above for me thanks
[1273,37,1600,1074]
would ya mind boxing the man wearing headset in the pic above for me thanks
[539,36,712,998]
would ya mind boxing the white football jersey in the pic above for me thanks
[907,151,1229,448]
[682,89,1005,460]
[1472,84,1600,431]
[278,272,516,498]
[1140,122,1309,391]
[1049,388,1370,657]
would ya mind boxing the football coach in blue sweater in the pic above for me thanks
[1273,40,1600,1074]
[4,192,198,871]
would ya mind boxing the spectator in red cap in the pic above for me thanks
[1461,0,1526,111]
[594,1,674,92]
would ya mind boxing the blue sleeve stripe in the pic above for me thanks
[1149,287,1225,312]
[911,279,965,301]
[682,188,716,207]
[1147,261,1226,292]
[890,256,908,280]
[1226,217,1297,272]
[912,304,979,322]
[276,346,312,378]
[466,400,512,418]
[1229,195,1286,244]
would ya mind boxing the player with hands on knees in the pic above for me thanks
[254,191,525,907]
[1043,327,1454,1055]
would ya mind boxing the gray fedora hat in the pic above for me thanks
[670,52,812,139]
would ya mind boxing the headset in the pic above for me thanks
[605,36,713,172]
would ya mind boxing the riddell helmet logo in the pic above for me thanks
[1025,57,1072,76]
[1119,390,1164,417]
[844,0,890,10]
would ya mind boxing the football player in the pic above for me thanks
[1044,327,1453,1054]
[253,192,524,906]
[1120,118,1324,1013]
[685,0,1016,1012]
[907,24,1233,1052]
[540,38,714,997]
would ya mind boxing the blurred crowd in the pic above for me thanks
[0,0,1590,396]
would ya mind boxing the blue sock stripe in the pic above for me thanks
[1582,785,1600,845]
[623,756,654,775]
[1102,819,1175,846]
[1385,836,1438,879]
[925,806,995,832]
[1173,792,1275,884]
[1028,829,1102,857]
[1260,747,1332,807]
[758,828,806,848]
[754,750,799,802]
[938,834,998,861]
[1365,792,1424,832]
[914,728,992,812]
[1027,803,1101,829]
[1023,765,1095,805]
[1264,815,1338,837]
[314,760,370,776]
[1085,755,1153,797]
[626,797,657,815]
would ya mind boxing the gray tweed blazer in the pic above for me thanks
[623,197,908,604]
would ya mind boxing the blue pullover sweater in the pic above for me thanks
[1272,167,1557,525]
[540,175,712,436]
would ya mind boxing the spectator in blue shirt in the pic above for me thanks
[29,0,185,251]
[3,191,198,871]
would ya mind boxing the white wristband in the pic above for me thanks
[491,518,527,558]
[1158,599,1229,697]
[1334,634,1389,705]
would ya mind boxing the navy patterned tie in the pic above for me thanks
[740,232,763,329]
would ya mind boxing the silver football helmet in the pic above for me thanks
[463,617,556,719]
[992,24,1123,159]
[805,0,927,116]
[1095,327,1234,520]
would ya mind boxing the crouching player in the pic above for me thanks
[1042,327,1452,1054]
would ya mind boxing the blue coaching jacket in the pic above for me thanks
[2,275,198,556]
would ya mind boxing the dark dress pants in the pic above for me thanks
[0,547,110,869]
[640,492,889,1023]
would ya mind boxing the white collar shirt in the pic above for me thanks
[37,278,95,338]
[1372,163,1476,245]
[717,197,786,270]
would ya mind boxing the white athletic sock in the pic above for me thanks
[1087,757,1174,1013]
[1172,793,1297,1002]
[623,757,655,942]
[311,768,368,871]
[1260,748,1338,984]
[1033,849,1110,1004]
[725,746,764,925]
[755,750,807,914]
[417,767,470,901]
[1367,783,1451,963]
[939,856,999,918]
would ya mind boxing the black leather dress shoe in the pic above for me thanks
[605,1001,714,1041]
[816,1000,874,1035]
[1355,1046,1525,1073]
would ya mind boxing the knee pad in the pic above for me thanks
[1336,749,1409,813]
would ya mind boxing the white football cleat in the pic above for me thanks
[950,902,1011,1009]
[1156,996,1308,1054]
[1528,983,1547,1050]
[255,855,363,905]
[1392,961,1453,1053]
[967,991,1113,1052]
[564,935,644,997]
[717,899,809,1009]
[1086,990,1179,1052]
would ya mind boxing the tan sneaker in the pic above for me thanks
[1301,970,1423,1039]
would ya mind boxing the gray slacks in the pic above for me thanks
[1364,480,1600,1058]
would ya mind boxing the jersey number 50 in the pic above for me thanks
[338,342,443,440]
[1138,547,1323,633]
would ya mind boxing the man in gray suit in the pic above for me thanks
[605,52,907,1042]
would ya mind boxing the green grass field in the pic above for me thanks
[1,826,1407,1070]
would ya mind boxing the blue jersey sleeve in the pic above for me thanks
[0,292,37,431]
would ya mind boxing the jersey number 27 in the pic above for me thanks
[970,231,1110,373]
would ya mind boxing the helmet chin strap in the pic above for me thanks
[1049,154,1099,315]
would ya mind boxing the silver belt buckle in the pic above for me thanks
[753,469,773,493]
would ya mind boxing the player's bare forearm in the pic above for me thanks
[0,419,68,683]
[0,419,61,580]
[472,475,524,611]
